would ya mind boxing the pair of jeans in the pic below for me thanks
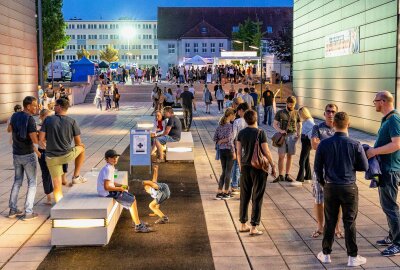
[106,98,112,110]
[231,160,240,188]
[263,105,273,125]
[38,149,68,195]
[96,97,102,110]
[323,183,358,256]
[296,135,312,181]
[379,171,400,246]
[217,100,224,111]
[218,149,234,190]
[239,165,267,226]
[182,107,193,130]
[9,153,37,214]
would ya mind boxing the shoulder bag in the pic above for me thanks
[271,111,292,147]
[251,129,270,172]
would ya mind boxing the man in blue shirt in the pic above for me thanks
[315,112,368,267]
[367,91,400,256]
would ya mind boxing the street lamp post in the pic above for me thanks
[250,45,263,97]
[51,49,64,89]
[233,40,246,51]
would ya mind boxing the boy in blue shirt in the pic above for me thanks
[97,149,151,233]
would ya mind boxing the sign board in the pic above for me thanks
[324,27,359,58]
[133,135,147,155]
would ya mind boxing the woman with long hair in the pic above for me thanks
[213,108,236,200]
[296,106,315,183]
[203,84,212,114]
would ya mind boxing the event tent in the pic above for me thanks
[184,55,213,66]
[71,57,95,82]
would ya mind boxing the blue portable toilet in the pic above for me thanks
[71,57,95,82]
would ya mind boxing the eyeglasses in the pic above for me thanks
[325,110,336,114]
[373,99,384,104]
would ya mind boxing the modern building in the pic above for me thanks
[60,19,158,68]
[157,7,293,76]
[0,0,38,122]
[293,0,397,133]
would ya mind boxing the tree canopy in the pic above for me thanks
[99,46,119,63]
[232,18,263,54]
[76,48,90,59]
[267,25,292,63]
[42,0,69,65]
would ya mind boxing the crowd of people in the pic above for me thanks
[94,82,121,111]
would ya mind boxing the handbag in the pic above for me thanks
[251,129,269,172]
[271,111,293,147]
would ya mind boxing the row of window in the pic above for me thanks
[67,23,157,30]
[68,34,157,40]
[232,25,273,33]
[169,42,225,54]
[68,44,158,50]
[55,54,158,61]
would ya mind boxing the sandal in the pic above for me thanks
[239,228,251,233]
[335,231,344,239]
[311,230,323,238]
[249,230,263,236]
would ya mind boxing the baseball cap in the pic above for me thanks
[105,149,121,159]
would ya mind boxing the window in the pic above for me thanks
[194,43,198,53]
[99,35,108,39]
[232,26,239,33]
[211,43,215,53]
[110,34,119,39]
[88,45,97,50]
[202,43,207,53]
[219,42,224,48]
[67,35,76,39]
[88,35,97,40]
[202,43,207,47]
[267,26,273,33]
[168,44,175,54]
[185,43,190,53]
[89,55,98,60]
[68,24,75,29]
[154,44,158,49]
[154,55,158,59]
[200,27,207,34]
[202,47,207,53]
[77,45,86,50]
[77,35,86,40]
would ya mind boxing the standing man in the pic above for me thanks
[180,85,196,131]
[39,98,86,202]
[367,91,400,256]
[241,87,254,108]
[315,112,368,267]
[310,104,343,239]
[8,96,39,220]
[272,96,301,183]
[262,86,274,126]
[249,87,259,124]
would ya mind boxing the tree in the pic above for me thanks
[76,48,90,59]
[267,25,293,63]
[99,45,119,63]
[232,18,263,53]
[41,0,69,65]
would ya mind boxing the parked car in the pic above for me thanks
[47,61,72,82]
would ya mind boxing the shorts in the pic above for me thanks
[278,133,298,155]
[107,191,135,209]
[157,135,177,145]
[155,183,171,204]
[312,172,324,204]
[46,146,84,178]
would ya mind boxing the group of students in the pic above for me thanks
[212,90,400,266]
[94,82,121,111]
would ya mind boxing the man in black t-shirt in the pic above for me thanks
[180,85,196,131]
[153,106,182,161]
[262,87,274,126]
[8,96,39,220]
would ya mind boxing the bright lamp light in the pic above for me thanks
[121,26,135,39]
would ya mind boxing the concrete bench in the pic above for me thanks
[166,131,194,161]
[51,171,128,246]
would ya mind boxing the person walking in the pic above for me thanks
[236,110,276,235]
[213,108,236,200]
[94,85,103,111]
[296,107,315,183]
[272,96,301,183]
[8,96,39,220]
[367,91,400,256]
[39,98,86,203]
[315,112,368,267]
[216,85,225,113]
[242,87,254,108]
[310,104,343,239]
[113,85,120,111]
[262,86,274,126]
[249,87,259,124]
[105,86,112,111]
[180,85,196,131]
[203,84,212,114]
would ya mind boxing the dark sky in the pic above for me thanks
[62,0,293,20]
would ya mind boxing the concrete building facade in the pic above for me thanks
[0,0,38,122]
[293,0,398,133]
[61,19,158,68]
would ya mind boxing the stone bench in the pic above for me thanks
[166,132,194,161]
[51,171,128,246]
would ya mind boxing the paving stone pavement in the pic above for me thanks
[0,87,399,269]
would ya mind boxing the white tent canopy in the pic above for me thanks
[184,55,213,66]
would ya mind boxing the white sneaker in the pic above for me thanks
[317,251,331,264]
[72,175,87,184]
[347,255,366,267]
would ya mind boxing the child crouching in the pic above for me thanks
[97,149,151,233]
[143,165,171,224]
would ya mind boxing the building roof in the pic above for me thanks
[157,7,293,40]
[181,20,228,39]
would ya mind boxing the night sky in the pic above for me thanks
[62,0,293,20]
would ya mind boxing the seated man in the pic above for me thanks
[152,106,182,161]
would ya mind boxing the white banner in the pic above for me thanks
[325,27,359,58]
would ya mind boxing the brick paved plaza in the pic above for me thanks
[0,84,399,269]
